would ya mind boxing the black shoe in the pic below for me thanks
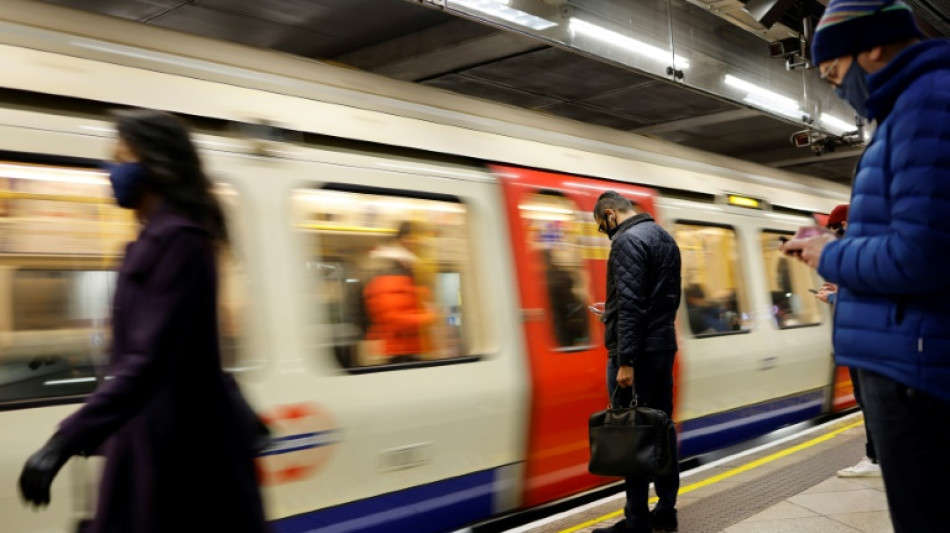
[651,508,678,532]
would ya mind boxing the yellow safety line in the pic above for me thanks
[558,419,865,533]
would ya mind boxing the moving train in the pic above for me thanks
[0,2,855,532]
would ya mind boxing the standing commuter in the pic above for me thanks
[783,2,950,530]
[18,108,269,533]
[592,191,682,533]
[816,205,881,478]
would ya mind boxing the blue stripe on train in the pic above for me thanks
[677,389,825,458]
[271,389,824,532]
[272,469,495,533]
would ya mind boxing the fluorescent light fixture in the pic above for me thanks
[820,113,855,133]
[724,75,802,120]
[569,18,690,69]
[452,0,558,30]
[0,163,108,186]
[743,93,803,120]
[724,75,798,108]
[45,377,97,386]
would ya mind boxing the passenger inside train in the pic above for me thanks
[297,189,471,369]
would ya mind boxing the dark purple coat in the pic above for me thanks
[56,210,268,533]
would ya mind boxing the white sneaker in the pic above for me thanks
[837,457,882,477]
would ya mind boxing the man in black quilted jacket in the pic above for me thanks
[592,191,682,533]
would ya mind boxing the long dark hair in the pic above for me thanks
[113,108,229,245]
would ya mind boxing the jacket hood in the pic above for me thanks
[867,39,950,122]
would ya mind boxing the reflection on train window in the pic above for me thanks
[0,162,136,404]
[294,188,479,370]
[519,192,591,348]
[673,223,751,337]
[761,231,822,329]
[0,164,252,405]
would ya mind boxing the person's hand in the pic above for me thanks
[781,232,837,268]
[616,365,634,388]
[589,302,605,316]
[19,435,71,507]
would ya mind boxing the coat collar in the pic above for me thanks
[867,40,950,122]
[616,212,654,233]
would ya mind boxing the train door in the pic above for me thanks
[493,165,658,506]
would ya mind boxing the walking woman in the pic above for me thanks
[18,108,268,533]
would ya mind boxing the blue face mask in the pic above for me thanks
[834,57,870,119]
[104,162,147,209]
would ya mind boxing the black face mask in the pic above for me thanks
[605,216,621,240]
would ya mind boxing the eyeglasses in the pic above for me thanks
[819,58,840,84]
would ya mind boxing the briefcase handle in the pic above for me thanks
[608,384,639,409]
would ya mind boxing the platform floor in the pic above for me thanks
[509,412,892,533]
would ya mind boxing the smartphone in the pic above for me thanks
[808,288,819,294]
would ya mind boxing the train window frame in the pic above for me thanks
[519,190,595,352]
[673,220,753,339]
[760,229,824,330]
[294,183,485,375]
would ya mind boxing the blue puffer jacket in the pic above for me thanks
[818,40,950,404]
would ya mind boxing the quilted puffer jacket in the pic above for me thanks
[817,39,950,404]
[604,213,682,366]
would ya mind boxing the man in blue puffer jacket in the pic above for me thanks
[783,2,950,531]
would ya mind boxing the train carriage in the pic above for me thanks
[0,3,855,532]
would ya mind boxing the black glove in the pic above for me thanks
[19,434,71,507]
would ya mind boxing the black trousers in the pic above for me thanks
[848,366,877,462]
[858,369,950,533]
[607,354,679,533]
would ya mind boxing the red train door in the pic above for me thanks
[493,165,659,506]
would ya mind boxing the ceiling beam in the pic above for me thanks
[333,19,542,82]
[633,109,760,135]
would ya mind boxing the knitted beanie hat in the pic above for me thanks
[811,0,923,65]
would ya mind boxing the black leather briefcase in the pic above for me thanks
[588,394,675,478]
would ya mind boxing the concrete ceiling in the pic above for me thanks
[39,0,949,186]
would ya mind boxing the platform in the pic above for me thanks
[507,412,891,533]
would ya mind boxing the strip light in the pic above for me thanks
[820,113,855,134]
[725,75,803,120]
[452,0,558,30]
[570,18,690,70]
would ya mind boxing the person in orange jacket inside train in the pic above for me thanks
[362,221,436,364]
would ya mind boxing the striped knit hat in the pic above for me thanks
[811,0,923,64]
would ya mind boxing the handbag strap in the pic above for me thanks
[608,383,638,409]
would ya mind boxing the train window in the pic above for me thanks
[293,187,479,371]
[519,192,591,348]
[0,163,251,405]
[760,231,823,329]
[673,223,752,337]
[0,162,135,405]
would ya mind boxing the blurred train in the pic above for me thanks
[0,2,856,532]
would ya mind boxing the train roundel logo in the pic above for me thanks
[256,403,341,485]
